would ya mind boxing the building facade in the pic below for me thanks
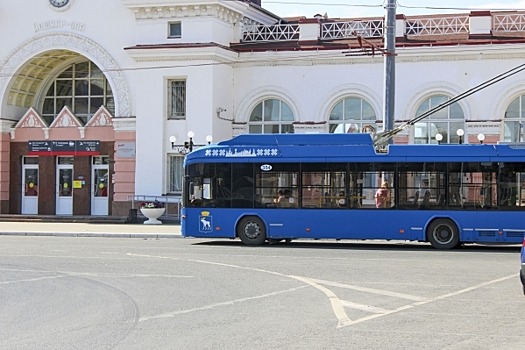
[1,0,525,216]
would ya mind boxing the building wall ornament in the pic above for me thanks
[126,4,244,25]
[50,107,83,128]
[86,106,114,127]
[465,121,501,135]
[112,117,136,131]
[0,32,132,118]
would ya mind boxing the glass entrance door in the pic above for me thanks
[91,156,109,215]
[21,157,39,215]
[56,157,73,215]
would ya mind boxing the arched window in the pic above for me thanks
[328,97,376,133]
[41,61,114,125]
[414,94,464,144]
[248,99,294,134]
[503,95,525,142]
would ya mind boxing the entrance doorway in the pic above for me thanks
[91,156,109,215]
[56,157,73,215]
[21,157,39,215]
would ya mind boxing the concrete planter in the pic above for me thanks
[140,207,165,225]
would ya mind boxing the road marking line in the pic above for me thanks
[340,274,517,327]
[289,275,352,328]
[127,253,516,329]
[139,285,308,322]
[340,300,390,314]
[0,275,65,284]
[310,278,426,301]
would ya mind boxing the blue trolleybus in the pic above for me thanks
[181,133,525,249]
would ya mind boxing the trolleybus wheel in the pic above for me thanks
[237,216,266,246]
[427,219,459,250]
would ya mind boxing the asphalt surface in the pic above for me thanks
[0,221,182,238]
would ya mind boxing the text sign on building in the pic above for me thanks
[28,140,100,156]
[115,141,136,158]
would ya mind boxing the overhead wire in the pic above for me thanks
[374,61,525,146]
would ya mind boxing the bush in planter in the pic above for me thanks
[140,200,164,209]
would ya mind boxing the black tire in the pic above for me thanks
[427,219,459,250]
[237,216,266,246]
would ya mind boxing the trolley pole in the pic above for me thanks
[383,0,396,142]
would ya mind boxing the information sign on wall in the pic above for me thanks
[28,140,100,156]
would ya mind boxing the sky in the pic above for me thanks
[261,0,525,19]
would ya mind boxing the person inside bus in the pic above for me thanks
[337,190,346,208]
[375,182,391,208]
[273,190,285,205]
[282,189,295,207]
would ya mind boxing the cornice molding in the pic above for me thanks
[126,4,254,25]
[112,117,136,132]
[126,45,238,63]
[0,120,16,133]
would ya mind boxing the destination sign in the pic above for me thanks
[28,140,100,156]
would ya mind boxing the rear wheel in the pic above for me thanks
[427,219,459,250]
[237,216,266,246]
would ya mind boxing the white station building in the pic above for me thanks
[1,0,525,217]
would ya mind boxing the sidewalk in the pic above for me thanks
[0,221,182,239]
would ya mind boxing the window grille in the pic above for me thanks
[168,80,186,119]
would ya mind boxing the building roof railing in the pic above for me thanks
[241,11,525,43]
[493,13,525,32]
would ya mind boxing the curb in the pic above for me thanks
[0,232,182,238]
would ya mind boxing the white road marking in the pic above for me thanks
[339,274,517,327]
[0,275,65,284]
[340,300,390,314]
[139,285,308,321]
[309,278,426,301]
[126,253,517,329]
[289,275,352,328]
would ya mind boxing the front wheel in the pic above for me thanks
[427,219,459,250]
[237,216,266,246]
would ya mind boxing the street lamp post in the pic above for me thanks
[477,133,485,144]
[456,128,464,144]
[435,133,443,144]
[185,131,194,152]
[169,131,195,154]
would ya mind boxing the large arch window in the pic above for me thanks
[328,97,376,133]
[414,94,464,144]
[503,95,525,142]
[248,99,294,134]
[41,61,114,125]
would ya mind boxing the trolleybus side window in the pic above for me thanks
[255,163,298,208]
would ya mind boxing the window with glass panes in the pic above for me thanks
[414,94,465,144]
[328,97,376,133]
[168,80,186,119]
[41,61,114,125]
[249,99,294,134]
[168,22,182,38]
[503,94,525,142]
[168,155,184,194]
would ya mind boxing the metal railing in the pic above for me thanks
[493,13,525,32]
[240,13,524,42]
[129,195,181,222]
[406,15,469,35]
[321,20,383,39]
[242,23,299,42]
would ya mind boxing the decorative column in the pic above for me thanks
[0,120,14,213]
[112,117,137,216]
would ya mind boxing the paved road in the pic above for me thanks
[0,235,524,350]
[0,221,181,238]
